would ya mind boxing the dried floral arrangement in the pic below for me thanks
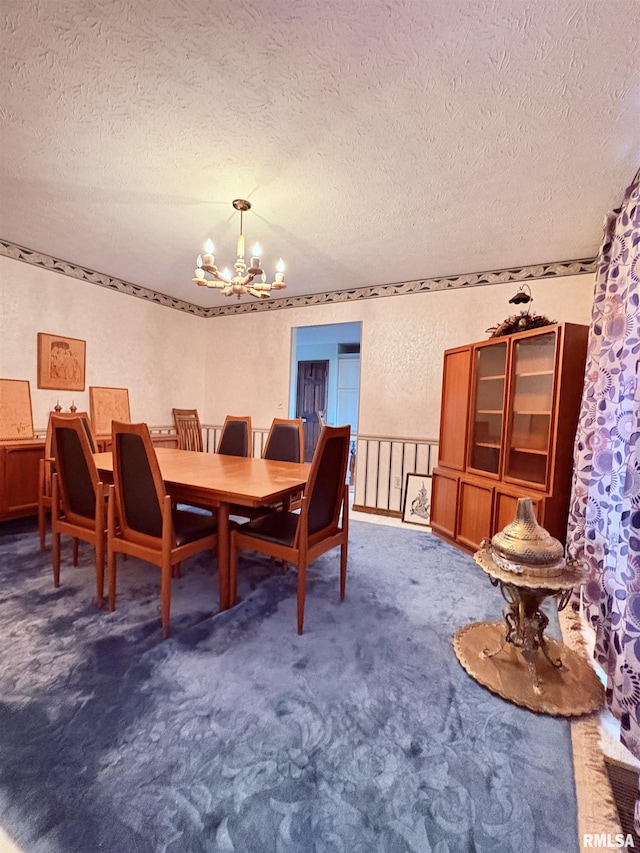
[486,313,556,338]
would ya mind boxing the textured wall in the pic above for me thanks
[0,256,206,431]
[203,275,595,438]
[1,254,593,437]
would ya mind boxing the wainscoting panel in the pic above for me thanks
[354,434,438,516]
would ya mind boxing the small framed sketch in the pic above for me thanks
[402,473,432,526]
[89,386,131,436]
[0,378,34,439]
[37,333,86,392]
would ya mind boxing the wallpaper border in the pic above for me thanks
[0,240,596,318]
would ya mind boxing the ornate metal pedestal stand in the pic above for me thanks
[453,500,604,716]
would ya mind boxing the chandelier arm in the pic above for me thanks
[238,272,258,287]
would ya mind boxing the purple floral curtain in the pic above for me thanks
[566,173,640,828]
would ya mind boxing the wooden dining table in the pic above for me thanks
[93,448,310,610]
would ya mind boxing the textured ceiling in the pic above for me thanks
[1,0,639,308]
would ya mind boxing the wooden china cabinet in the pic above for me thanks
[430,322,588,554]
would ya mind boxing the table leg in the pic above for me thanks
[497,583,566,694]
[217,501,230,610]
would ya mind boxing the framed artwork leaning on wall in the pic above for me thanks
[89,386,131,436]
[402,473,432,527]
[0,378,34,439]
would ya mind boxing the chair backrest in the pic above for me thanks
[303,424,350,538]
[111,421,166,545]
[262,417,304,463]
[217,415,252,457]
[172,408,203,452]
[50,415,101,525]
[46,410,96,457]
[43,411,97,496]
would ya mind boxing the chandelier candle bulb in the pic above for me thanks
[274,260,285,285]
[203,239,214,266]
[194,269,205,280]
[251,243,262,270]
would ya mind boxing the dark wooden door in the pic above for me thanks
[296,360,329,462]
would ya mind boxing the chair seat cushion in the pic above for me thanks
[239,510,299,546]
[172,508,217,547]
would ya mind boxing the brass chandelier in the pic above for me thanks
[193,199,287,299]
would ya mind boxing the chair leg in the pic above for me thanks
[95,536,105,608]
[297,562,307,635]
[52,528,61,588]
[51,474,61,587]
[72,537,79,566]
[340,542,347,601]
[38,502,47,551]
[229,534,238,607]
[38,459,47,551]
[107,485,117,612]
[161,557,172,639]
[108,549,117,611]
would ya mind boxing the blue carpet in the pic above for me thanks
[0,517,578,853]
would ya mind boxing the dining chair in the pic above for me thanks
[39,410,97,550]
[229,417,305,520]
[107,421,219,639]
[263,417,304,464]
[49,415,107,606]
[217,415,252,457]
[261,417,305,511]
[172,408,203,452]
[230,424,350,634]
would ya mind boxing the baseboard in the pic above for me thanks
[351,505,402,519]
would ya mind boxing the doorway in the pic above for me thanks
[290,322,362,462]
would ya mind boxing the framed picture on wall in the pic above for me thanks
[37,333,86,392]
[89,386,131,436]
[402,473,432,527]
[0,378,34,440]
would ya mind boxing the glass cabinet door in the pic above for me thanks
[505,330,556,486]
[468,341,507,475]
